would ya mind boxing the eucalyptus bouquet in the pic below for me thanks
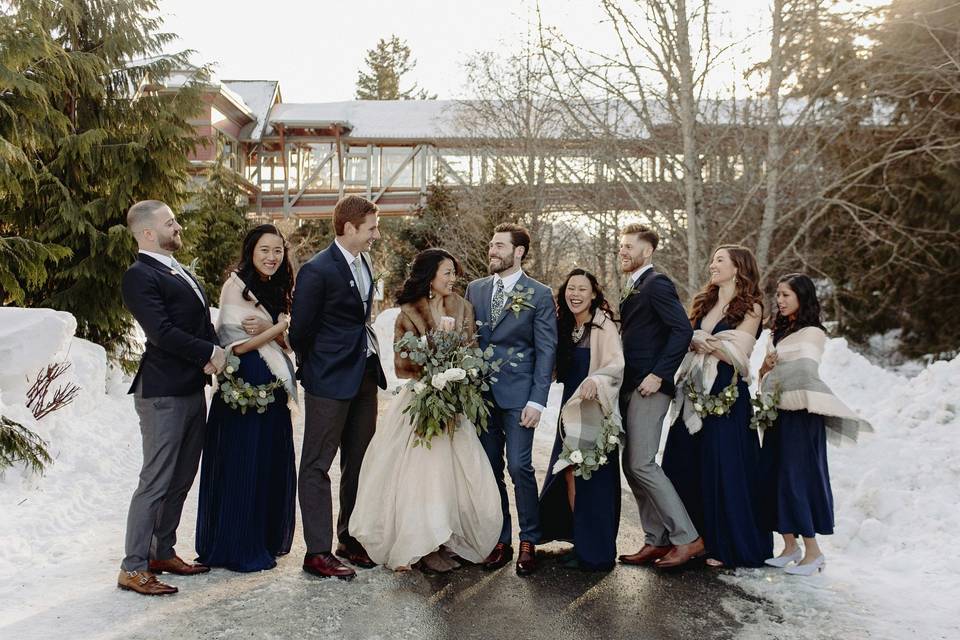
[217,353,285,414]
[394,319,517,448]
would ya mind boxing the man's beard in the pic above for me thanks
[488,254,514,275]
[620,255,642,273]
[159,234,182,251]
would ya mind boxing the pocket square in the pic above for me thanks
[350,280,356,287]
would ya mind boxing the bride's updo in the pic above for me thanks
[396,248,463,305]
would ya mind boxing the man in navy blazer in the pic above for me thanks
[289,195,386,580]
[617,223,704,570]
[465,223,557,576]
[117,200,224,596]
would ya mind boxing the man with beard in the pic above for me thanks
[118,200,225,595]
[466,223,557,575]
[616,223,704,569]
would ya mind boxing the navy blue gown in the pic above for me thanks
[539,330,621,571]
[662,318,772,568]
[761,409,835,537]
[196,322,297,572]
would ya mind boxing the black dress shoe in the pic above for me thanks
[335,543,377,569]
[303,553,356,580]
[481,543,514,571]
[516,541,537,576]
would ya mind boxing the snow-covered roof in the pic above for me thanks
[223,80,280,142]
[267,101,464,140]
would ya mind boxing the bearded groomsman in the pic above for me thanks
[617,223,705,569]
[466,223,557,576]
[118,200,224,595]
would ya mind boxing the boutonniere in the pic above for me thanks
[372,270,390,287]
[506,284,536,319]
[619,287,638,305]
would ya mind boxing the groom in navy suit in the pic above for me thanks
[466,223,557,576]
[289,195,387,580]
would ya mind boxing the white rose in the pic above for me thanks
[569,450,584,464]
[444,367,467,382]
[607,435,619,445]
[714,406,725,415]
[226,366,235,374]
[599,455,607,465]
[694,402,703,413]
[468,368,478,378]
[431,374,448,390]
[258,390,267,398]
[413,381,428,394]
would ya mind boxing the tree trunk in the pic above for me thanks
[757,0,785,278]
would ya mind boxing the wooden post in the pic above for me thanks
[335,125,345,199]
[279,124,289,217]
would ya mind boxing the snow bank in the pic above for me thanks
[0,308,141,625]
[726,332,960,640]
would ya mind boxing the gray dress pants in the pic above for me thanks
[299,360,379,555]
[622,390,698,546]
[121,386,207,572]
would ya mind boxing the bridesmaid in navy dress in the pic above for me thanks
[662,246,772,568]
[540,270,622,571]
[760,273,834,575]
[196,225,297,572]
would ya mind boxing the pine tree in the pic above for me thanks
[0,0,206,350]
[178,157,250,300]
[355,35,436,100]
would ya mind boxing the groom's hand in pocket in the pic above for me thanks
[520,405,541,429]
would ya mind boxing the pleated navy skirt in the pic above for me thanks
[761,409,835,537]
[196,350,297,572]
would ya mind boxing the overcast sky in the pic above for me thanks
[156,0,799,103]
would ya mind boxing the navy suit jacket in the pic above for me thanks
[465,273,557,410]
[619,268,693,397]
[121,253,219,398]
[289,243,387,400]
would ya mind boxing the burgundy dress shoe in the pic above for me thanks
[148,555,210,575]
[619,544,672,566]
[303,552,356,580]
[655,537,706,569]
[481,543,514,571]
[516,541,537,576]
[335,543,377,569]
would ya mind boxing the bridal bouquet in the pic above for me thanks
[394,318,516,448]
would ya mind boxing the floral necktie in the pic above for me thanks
[491,279,505,324]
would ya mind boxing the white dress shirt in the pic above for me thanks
[138,250,216,361]
[628,263,654,288]
[491,269,543,414]
[334,239,376,357]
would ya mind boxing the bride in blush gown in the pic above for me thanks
[350,248,502,573]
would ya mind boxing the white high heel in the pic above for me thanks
[764,548,803,568]
[784,555,825,576]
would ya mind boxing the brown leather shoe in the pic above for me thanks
[117,570,178,596]
[303,552,356,580]
[149,555,210,576]
[481,543,514,571]
[516,541,537,576]
[655,537,706,569]
[619,544,672,566]
[335,542,376,569]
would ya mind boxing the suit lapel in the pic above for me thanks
[361,252,375,304]
[330,243,364,308]
[492,273,527,331]
[138,254,206,309]
[476,277,493,326]
[620,267,654,324]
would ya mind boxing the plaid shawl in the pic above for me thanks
[761,326,872,445]
[553,311,625,474]
[668,328,756,435]
[217,273,299,414]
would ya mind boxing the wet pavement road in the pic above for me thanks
[3,397,769,640]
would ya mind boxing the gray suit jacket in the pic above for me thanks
[466,273,557,410]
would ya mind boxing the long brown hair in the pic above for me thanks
[689,245,763,327]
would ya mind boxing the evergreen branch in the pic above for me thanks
[0,415,53,476]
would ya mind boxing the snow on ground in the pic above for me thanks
[1,309,958,639]
[722,332,960,640]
